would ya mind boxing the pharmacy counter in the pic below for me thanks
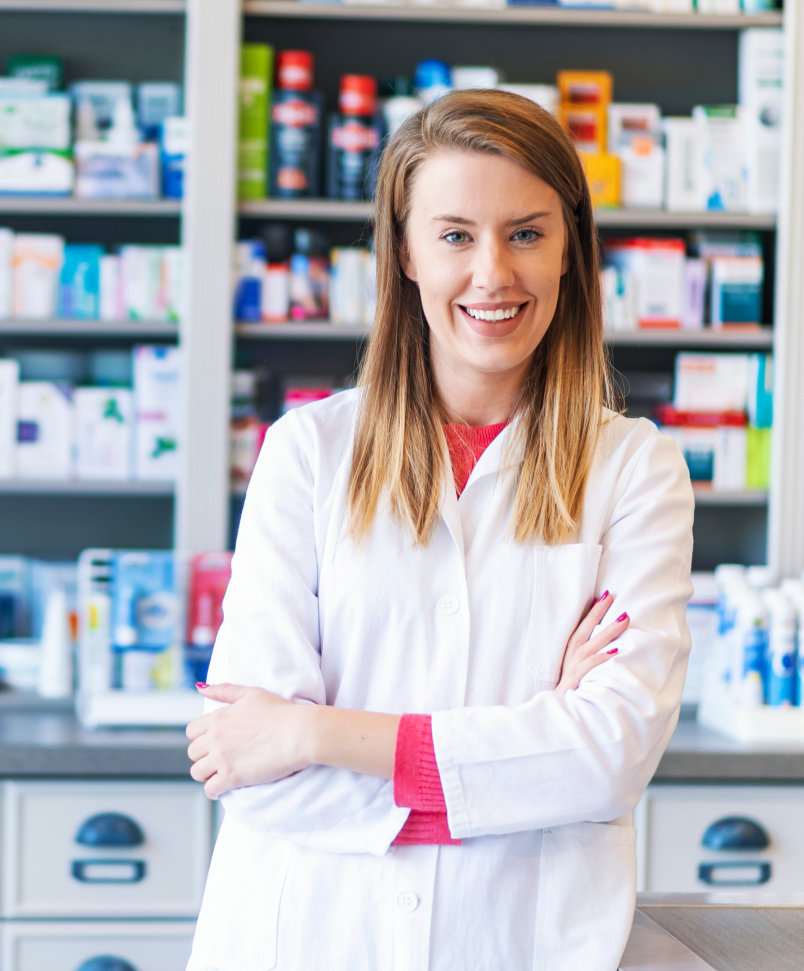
[0,697,804,780]
[622,893,804,970]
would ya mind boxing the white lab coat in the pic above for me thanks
[187,388,694,971]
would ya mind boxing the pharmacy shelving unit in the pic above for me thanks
[221,0,799,571]
[0,0,200,559]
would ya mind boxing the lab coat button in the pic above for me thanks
[437,596,459,616]
[396,891,420,913]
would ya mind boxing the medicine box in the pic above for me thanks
[12,234,64,319]
[74,387,133,480]
[673,353,750,412]
[605,237,686,328]
[58,244,103,320]
[693,105,746,212]
[0,228,12,318]
[663,117,702,212]
[0,358,19,478]
[709,255,763,327]
[74,141,160,200]
[16,381,74,479]
[739,28,784,214]
[133,345,180,481]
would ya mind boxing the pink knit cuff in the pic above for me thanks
[393,713,447,812]
[392,810,459,846]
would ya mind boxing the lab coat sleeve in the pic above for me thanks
[205,409,409,856]
[431,426,695,839]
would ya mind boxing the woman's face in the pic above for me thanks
[401,149,568,420]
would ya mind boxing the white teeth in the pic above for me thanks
[464,305,522,322]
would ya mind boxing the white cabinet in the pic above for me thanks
[0,780,212,971]
[637,784,804,893]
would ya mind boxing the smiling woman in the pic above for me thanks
[185,90,694,971]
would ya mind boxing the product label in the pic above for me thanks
[332,121,379,153]
[273,99,318,129]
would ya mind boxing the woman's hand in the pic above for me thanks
[186,683,312,799]
[555,591,629,695]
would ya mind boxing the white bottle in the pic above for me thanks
[713,563,746,695]
[38,585,73,698]
[763,589,797,706]
[737,587,768,707]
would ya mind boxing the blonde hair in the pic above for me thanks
[349,89,612,545]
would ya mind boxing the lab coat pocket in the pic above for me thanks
[535,821,636,971]
[525,543,603,685]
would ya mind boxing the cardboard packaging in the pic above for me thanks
[74,387,133,480]
[16,381,74,479]
[0,357,19,478]
[132,345,180,481]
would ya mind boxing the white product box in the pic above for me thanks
[663,117,703,212]
[74,141,160,200]
[605,238,686,328]
[0,358,19,478]
[617,140,666,209]
[99,255,124,321]
[693,105,747,212]
[607,103,661,153]
[16,381,74,479]
[133,345,180,480]
[0,228,12,318]
[160,246,185,322]
[74,387,133,480]
[11,234,64,319]
[498,85,558,116]
[673,353,750,411]
[120,246,161,320]
[682,258,706,330]
[663,424,746,491]
[0,95,71,149]
[739,28,784,214]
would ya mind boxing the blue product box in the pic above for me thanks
[160,116,189,199]
[58,244,103,319]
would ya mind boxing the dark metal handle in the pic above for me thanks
[698,861,771,886]
[71,859,146,884]
[75,812,145,848]
[75,958,138,971]
[701,816,770,851]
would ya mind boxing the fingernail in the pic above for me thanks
[607,648,618,655]
[616,612,628,623]
[596,590,610,603]
[195,682,208,689]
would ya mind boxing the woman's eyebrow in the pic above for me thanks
[430,211,552,226]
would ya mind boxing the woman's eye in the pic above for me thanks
[443,231,470,245]
[512,228,542,243]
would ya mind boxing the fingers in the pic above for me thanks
[585,611,630,655]
[195,681,248,704]
[569,590,614,647]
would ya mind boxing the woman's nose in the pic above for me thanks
[472,241,515,291]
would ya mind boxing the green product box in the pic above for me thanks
[238,44,273,200]
[745,425,771,491]
[7,55,64,93]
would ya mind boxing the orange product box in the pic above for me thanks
[557,70,613,107]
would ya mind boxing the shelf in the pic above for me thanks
[0,480,174,496]
[238,199,776,230]
[693,489,768,507]
[606,327,774,349]
[235,322,774,348]
[0,0,185,11]
[243,2,782,30]
[0,319,179,339]
[235,321,371,340]
[0,198,181,217]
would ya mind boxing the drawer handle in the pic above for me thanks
[75,812,145,848]
[698,861,771,886]
[701,816,770,851]
[71,859,146,884]
[76,958,138,971]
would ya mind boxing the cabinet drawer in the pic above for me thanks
[0,781,212,918]
[0,919,194,971]
[642,785,804,893]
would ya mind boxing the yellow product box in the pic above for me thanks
[745,425,771,490]
[579,151,622,208]
[557,70,613,107]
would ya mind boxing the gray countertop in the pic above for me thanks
[1,695,803,781]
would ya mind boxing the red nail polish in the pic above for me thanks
[195,682,208,689]
[607,648,618,655]
[616,612,628,623]
[596,590,610,603]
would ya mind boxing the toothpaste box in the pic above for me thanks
[0,357,19,478]
[74,387,133,480]
[12,234,64,319]
[133,345,180,481]
[16,381,74,479]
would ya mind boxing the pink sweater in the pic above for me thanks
[392,422,508,846]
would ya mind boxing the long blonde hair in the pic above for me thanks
[349,89,611,545]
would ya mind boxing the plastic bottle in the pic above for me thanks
[38,584,73,698]
[380,77,421,140]
[713,563,746,693]
[327,74,381,201]
[290,228,330,321]
[261,223,292,323]
[233,240,265,322]
[269,50,323,198]
[413,59,452,105]
[763,589,797,706]
[737,586,769,706]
